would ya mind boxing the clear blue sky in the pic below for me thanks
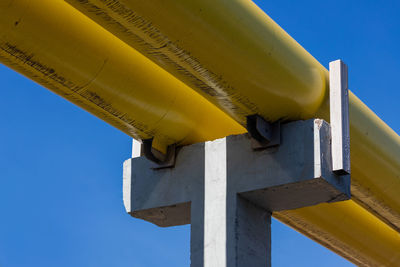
[1,1,399,266]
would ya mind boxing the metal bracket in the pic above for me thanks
[329,60,351,175]
[142,138,176,169]
[246,114,280,149]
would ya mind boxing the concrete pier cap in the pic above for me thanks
[122,119,350,267]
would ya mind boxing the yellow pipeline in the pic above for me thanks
[1,0,399,266]
[275,201,400,266]
[65,0,328,125]
[0,0,244,153]
[64,0,400,264]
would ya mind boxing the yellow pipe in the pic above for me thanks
[275,201,400,266]
[0,0,244,153]
[64,0,400,264]
[0,0,399,266]
[65,0,328,125]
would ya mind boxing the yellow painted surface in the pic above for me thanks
[0,0,399,265]
[275,201,400,266]
[0,0,245,153]
[66,0,328,125]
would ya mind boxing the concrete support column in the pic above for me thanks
[190,197,271,267]
[190,139,271,267]
[228,196,271,267]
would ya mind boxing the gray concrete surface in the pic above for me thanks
[123,119,350,267]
